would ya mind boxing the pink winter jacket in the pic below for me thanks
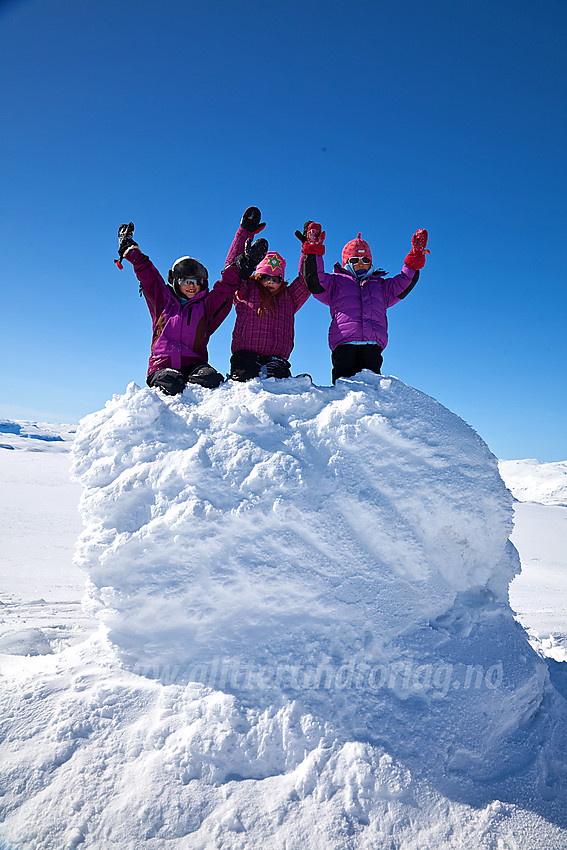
[225,227,310,359]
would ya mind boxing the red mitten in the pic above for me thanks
[302,221,326,255]
[404,228,430,270]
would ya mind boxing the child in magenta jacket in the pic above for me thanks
[116,221,267,394]
[225,208,310,381]
[297,222,429,383]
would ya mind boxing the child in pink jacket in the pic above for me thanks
[225,208,310,381]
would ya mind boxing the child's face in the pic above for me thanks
[348,256,372,271]
[178,278,203,299]
[259,274,283,294]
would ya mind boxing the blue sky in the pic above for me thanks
[1,0,565,460]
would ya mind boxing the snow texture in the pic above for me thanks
[1,375,566,849]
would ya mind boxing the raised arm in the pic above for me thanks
[206,231,269,332]
[204,265,243,334]
[383,229,430,306]
[116,222,168,318]
[224,206,266,268]
[287,273,311,312]
[296,220,335,305]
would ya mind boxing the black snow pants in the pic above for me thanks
[331,343,383,384]
[230,350,291,382]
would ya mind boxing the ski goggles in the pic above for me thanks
[177,277,204,287]
[348,257,372,265]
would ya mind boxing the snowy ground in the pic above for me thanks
[0,386,566,849]
[0,422,92,658]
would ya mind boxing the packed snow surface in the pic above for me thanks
[1,376,566,849]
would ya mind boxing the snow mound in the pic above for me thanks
[0,418,75,452]
[2,376,565,849]
[72,375,518,682]
[499,458,567,506]
[67,376,567,843]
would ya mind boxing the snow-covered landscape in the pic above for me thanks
[1,375,566,849]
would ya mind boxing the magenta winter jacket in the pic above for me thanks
[225,227,310,359]
[304,255,419,351]
[125,248,240,378]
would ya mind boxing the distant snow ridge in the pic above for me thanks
[69,375,567,843]
[0,418,75,451]
[499,458,567,506]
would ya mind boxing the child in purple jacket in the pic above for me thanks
[225,208,310,381]
[297,222,429,383]
[116,221,267,394]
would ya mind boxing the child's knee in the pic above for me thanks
[230,351,261,382]
[265,357,291,379]
[186,364,224,389]
[147,368,186,396]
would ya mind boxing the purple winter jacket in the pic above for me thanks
[304,254,419,351]
[125,247,240,378]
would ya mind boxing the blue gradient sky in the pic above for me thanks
[1,0,565,460]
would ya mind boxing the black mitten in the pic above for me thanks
[117,222,138,261]
[240,207,266,234]
[294,220,312,244]
[234,237,269,280]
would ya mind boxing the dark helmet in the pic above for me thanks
[167,256,209,286]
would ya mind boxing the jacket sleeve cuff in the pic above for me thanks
[124,246,143,263]
[220,265,242,288]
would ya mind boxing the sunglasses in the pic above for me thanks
[349,257,372,265]
[177,277,203,287]
[259,274,283,283]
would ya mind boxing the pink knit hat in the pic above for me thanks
[254,251,286,278]
[342,233,372,267]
